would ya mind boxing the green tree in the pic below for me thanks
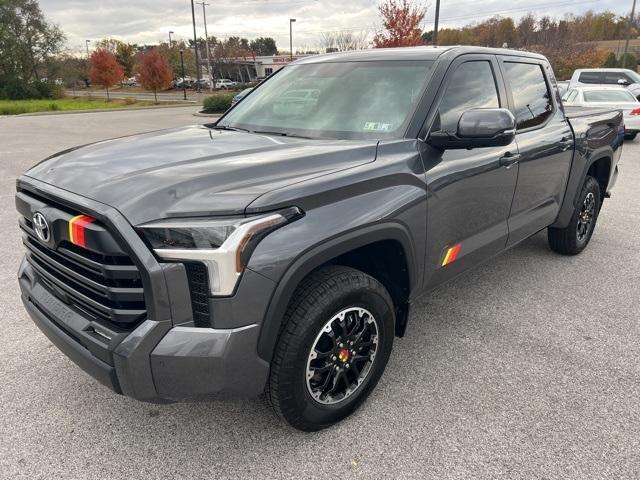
[604,52,618,67]
[618,53,638,69]
[0,0,65,98]
[249,37,277,56]
[157,40,195,79]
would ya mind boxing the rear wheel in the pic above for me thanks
[624,133,637,141]
[266,266,395,431]
[548,175,601,255]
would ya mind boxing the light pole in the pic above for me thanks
[180,49,187,101]
[190,0,201,92]
[168,31,174,46]
[622,0,637,68]
[85,39,91,59]
[197,1,212,86]
[289,18,296,61]
[432,0,440,46]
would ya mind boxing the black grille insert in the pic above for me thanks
[184,262,211,327]
[20,211,146,329]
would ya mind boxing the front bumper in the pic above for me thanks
[19,259,269,401]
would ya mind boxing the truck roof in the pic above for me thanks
[294,45,547,64]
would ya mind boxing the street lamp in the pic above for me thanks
[289,18,296,61]
[432,0,440,46]
[190,0,201,92]
[179,49,187,101]
[168,31,174,46]
[85,39,91,59]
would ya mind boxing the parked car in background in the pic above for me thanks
[569,68,640,100]
[195,78,213,90]
[231,87,253,107]
[563,86,640,140]
[557,80,570,97]
[175,77,195,89]
[122,77,138,87]
[214,78,239,89]
[272,88,320,116]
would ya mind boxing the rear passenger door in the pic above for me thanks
[498,57,574,246]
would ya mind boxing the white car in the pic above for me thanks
[563,86,640,140]
[569,68,640,100]
[214,79,238,89]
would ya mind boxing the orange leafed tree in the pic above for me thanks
[88,49,124,101]
[373,0,427,48]
[135,49,174,103]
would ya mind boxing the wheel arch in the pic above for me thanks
[551,148,612,228]
[256,223,416,362]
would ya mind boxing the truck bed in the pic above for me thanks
[564,105,621,119]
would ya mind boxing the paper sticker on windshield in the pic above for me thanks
[363,122,392,132]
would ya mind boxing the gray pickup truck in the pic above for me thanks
[16,46,623,431]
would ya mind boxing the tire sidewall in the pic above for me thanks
[286,286,394,429]
[572,177,601,251]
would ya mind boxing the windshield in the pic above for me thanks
[584,89,637,103]
[627,70,640,83]
[218,60,434,139]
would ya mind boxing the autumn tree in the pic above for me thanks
[96,38,136,76]
[373,0,426,48]
[135,49,173,103]
[88,49,124,100]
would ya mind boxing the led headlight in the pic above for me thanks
[138,207,302,296]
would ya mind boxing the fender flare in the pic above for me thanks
[256,222,417,362]
[551,147,612,228]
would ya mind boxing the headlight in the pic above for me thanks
[137,207,302,296]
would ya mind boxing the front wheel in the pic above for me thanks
[266,266,395,431]
[548,175,601,255]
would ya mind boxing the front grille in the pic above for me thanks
[19,202,147,329]
[184,262,211,327]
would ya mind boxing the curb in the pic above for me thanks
[193,111,223,118]
[14,103,199,117]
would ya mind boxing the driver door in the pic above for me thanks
[420,55,519,288]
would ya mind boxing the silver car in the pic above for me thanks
[563,86,640,140]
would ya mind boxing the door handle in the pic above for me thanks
[499,152,521,168]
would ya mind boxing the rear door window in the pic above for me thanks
[503,62,554,130]
[578,72,603,84]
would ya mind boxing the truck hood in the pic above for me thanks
[26,125,378,225]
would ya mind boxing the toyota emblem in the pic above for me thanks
[33,212,51,243]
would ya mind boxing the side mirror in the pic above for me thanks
[428,108,516,149]
[618,78,630,86]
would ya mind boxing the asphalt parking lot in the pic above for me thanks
[1,107,639,479]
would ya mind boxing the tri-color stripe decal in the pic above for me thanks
[441,243,462,267]
[68,215,95,248]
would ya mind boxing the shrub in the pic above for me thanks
[0,79,64,100]
[202,93,234,113]
[123,97,137,105]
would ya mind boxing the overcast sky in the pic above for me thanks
[40,0,630,54]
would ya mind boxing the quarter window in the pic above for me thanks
[435,61,500,133]
[504,62,554,130]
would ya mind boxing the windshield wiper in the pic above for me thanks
[252,130,314,139]
[211,125,250,133]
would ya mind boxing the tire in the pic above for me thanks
[624,133,637,141]
[266,265,395,431]
[548,175,601,255]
